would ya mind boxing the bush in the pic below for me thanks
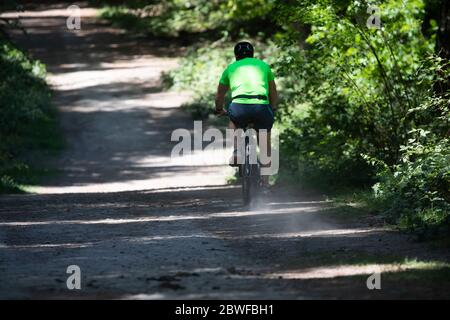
[374,135,450,232]
[0,40,61,192]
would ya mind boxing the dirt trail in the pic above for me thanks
[0,3,449,299]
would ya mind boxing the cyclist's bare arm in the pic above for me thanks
[215,84,229,113]
[268,80,278,110]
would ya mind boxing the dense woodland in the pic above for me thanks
[1,0,449,234]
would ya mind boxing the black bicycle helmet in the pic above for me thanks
[234,41,254,60]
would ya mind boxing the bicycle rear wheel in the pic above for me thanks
[241,136,258,206]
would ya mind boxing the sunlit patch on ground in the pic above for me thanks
[265,261,450,280]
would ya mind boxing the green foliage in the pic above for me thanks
[372,91,450,232]
[276,0,436,186]
[98,0,277,37]
[374,136,449,232]
[168,44,233,118]
[0,43,48,131]
[0,40,62,192]
[275,0,449,231]
[376,70,450,234]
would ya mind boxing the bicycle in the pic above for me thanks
[241,128,261,206]
[220,111,261,206]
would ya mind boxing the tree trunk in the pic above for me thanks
[435,0,450,94]
[436,1,450,60]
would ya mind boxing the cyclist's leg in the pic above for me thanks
[254,104,275,186]
[228,120,240,165]
[227,103,249,166]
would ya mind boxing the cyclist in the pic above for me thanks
[215,41,278,188]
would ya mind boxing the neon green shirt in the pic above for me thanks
[219,57,275,105]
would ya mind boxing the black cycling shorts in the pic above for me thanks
[228,103,274,131]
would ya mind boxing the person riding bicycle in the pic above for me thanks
[215,41,278,187]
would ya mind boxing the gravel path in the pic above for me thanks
[0,3,448,299]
